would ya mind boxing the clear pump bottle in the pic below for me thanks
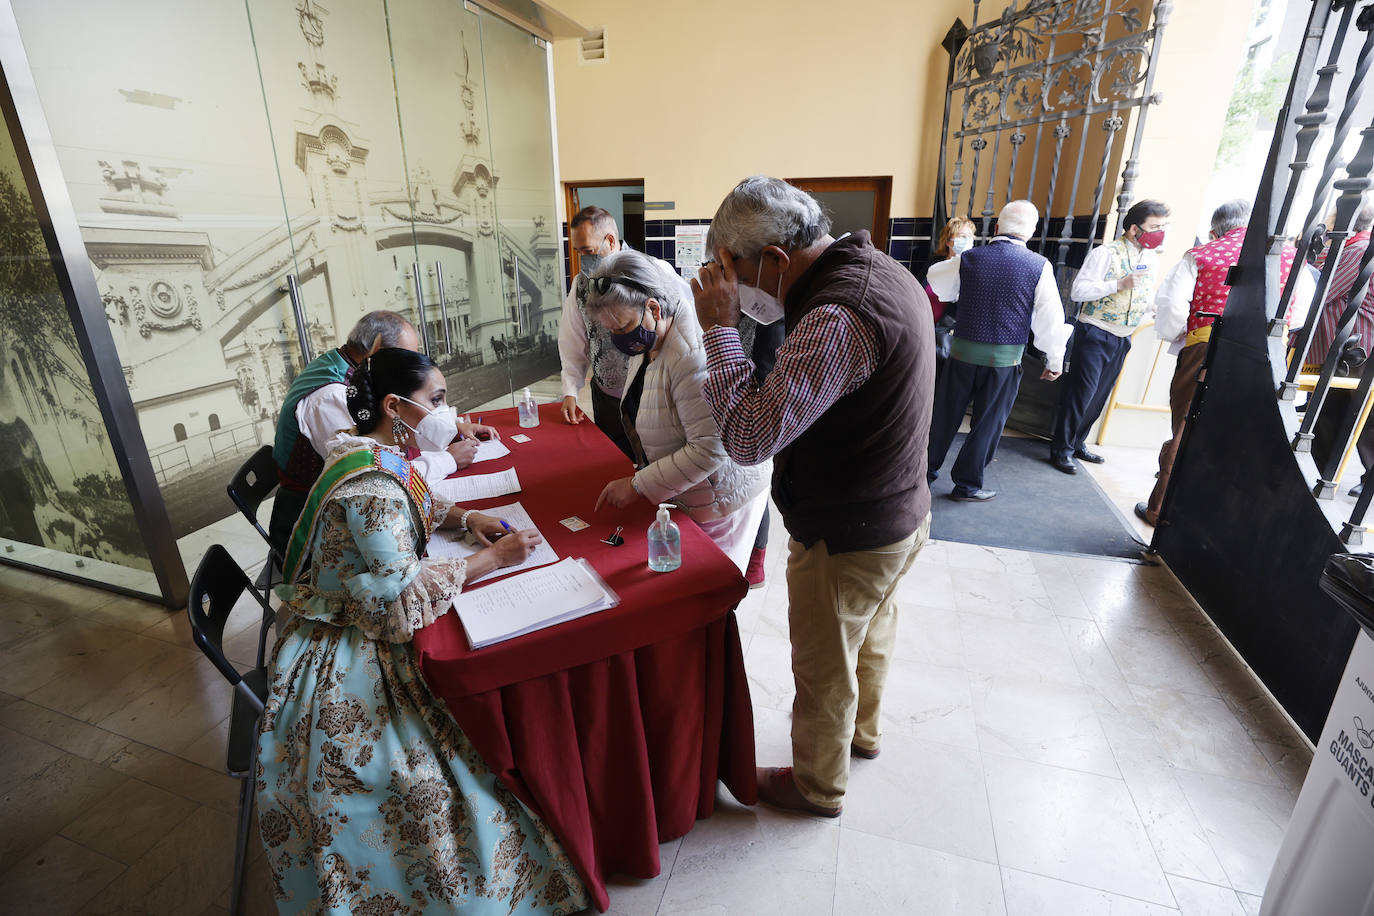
[648,503,681,572]
[517,387,540,428]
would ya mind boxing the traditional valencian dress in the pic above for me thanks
[255,437,587,915]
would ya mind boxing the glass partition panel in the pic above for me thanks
[478,9,563,405]
[10,0,311,581]
[385,0,504,408]
[0,111,156,592]
[244,0,426,359]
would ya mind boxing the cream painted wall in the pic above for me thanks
[548,0,1258,238]
[549,0,973,220]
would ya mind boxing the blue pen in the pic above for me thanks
[477,416,483,425]
[500,519,514,534]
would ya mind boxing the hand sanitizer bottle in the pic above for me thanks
[648,503,681,572]
[518,387,540,428]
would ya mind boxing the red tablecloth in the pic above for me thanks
[412,402,757,912]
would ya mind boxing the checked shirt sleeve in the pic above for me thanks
[701,305,879,467]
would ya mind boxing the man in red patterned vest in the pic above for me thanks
[1136,200,1300,525]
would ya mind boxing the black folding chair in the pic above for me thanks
[226,445,283,596]
[187,544,275,916]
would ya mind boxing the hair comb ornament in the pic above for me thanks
[356,408,370,421]
[346,385,358,398]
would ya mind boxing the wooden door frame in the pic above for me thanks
[564,178,644,277]
[786,176,893,252]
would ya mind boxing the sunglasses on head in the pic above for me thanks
[589,275,655,297]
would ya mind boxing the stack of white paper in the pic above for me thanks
[430,467,521,503]
[426,501,558,584]
[451,557,620,649]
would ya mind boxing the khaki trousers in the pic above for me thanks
[786,514,930,808]
[1147,341,1208,518]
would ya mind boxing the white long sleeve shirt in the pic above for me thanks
[1153,252,1316,355]
[1070,241,1159,337]
[927,236,1073,372]
[295,384,457,483]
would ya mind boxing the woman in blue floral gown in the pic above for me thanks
[256,348,587,915]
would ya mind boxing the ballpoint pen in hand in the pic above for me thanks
[497,519,514,539]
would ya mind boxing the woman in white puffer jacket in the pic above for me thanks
[587,250,770,572]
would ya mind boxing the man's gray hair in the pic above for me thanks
[1211,199,1252,236]
[585,250,682,317]
[997,200,1039,239]
[1354,198,1374,233]
[705,176,831,260]
[346,310,414,352]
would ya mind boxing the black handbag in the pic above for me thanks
[934,314,956,361]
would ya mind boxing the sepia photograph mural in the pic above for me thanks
[0,128,151,572]
[11,0,564,537]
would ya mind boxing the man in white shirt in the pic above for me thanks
[1049,199,1170,474]
[558,205,690,459]
[1137,200,1313,524]
[926,200,1072,501]
[267,311,494,555]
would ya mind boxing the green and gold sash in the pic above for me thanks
[282,443,435,584]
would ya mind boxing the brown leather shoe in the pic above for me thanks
[755,766,842,818]
[850,743,880,760]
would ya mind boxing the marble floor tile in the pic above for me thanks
[0,618,138,697]
[743,631,795,713]
[95,656,235,758]
[1166,874,1248,916]
[604,838,681,916]
[970,674,1120,777]
[895,562,958,610]
[1038,571,1095,620]
[81,592,173,634]
[1130,685,1282,787]
[834,827,1006,915]
[658,806,838,916]
[0,596,78,650]
[843,733,997,862]
[1173,770,1294,896]
[1253,739,1312,797]
[60,775,198,865]
[0,834,125,916]
[1101,623,1220,697]
[0,751,127,863]
[1237,891,1263,915]
[0,700,133,766]
[24,632,202,725]
[959,613,1083,687]
[1000,866,1180,915]
[877,660,978,750]
[180,716,232,774]
[103,742,242,817]
[984,753,1174,906]
[953,571,1056,624]
[0,723,66,793]
[1058,617,1136,715]
[83,804,237,916]
[892,602,965,668]
[752,703,794,768]
[941,543,1039,577]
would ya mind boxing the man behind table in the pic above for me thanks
[267,310,494,558]
[692,175,934,818]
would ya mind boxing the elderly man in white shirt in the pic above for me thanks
[926,200,1072,501]
[1137,199,1314,524]
[1049,199,1171,474]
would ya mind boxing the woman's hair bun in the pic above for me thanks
[345,362,379,432]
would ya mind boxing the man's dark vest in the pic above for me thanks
[953,239,1045,345]
[272,348,353,493]
[772,231,934,553]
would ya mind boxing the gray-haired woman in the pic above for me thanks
[585,249,770,571]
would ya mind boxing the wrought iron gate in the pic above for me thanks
[1153,0,1374,740]
[935,0,1171,434]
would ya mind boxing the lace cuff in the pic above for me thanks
[355,556,467,643]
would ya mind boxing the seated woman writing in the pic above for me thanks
[586,250,770,572]
[256,347,587,915]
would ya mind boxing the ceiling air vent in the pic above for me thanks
[580,27,606,62]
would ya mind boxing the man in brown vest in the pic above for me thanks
[693,176,935,817]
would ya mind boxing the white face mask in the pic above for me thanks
[738,254,785,326]
[951,236,974,256]
[396,395,458,451]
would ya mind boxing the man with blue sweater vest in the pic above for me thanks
[926,200,1072,500]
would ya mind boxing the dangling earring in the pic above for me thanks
[392,415,408,446]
